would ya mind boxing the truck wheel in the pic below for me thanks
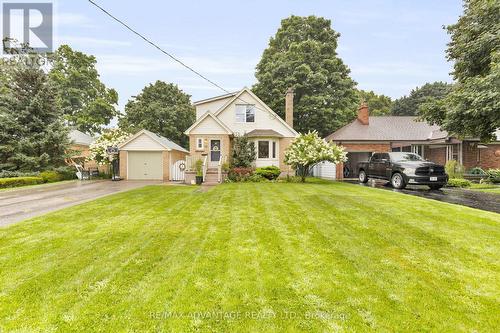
[391,173,406,189]
[359,170,369,183]
[429,184,443,190]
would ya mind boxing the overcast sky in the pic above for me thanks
[50,0,462,112]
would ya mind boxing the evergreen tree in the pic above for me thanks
[0,59,70,171]
[253,16,358,137]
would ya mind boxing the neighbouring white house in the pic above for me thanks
[184,87,298,174]
[118,129,189,181]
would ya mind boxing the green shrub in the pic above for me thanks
[0,170,39,178]
[468,167,486,175]
[40,171,63,183]
[195,159,203,177]
[231,135,256,168]
[447,178,471,188]
[246,174,267,182]
[227,167,254,182]
[53,166,77,180]
[0,177,44,188]
[255,166,281,180]
[485,169,500,184]
[445,160,465,179]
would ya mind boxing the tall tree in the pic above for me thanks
[253,15,358,137]
[391,82,453,116]
[49,45,118,135]
[357,90,393,116]
[0,58,70,171]
[420,0,499,141]
[119,81,195,148]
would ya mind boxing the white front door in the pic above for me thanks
[209,139,221,167]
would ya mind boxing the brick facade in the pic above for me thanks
[189,134,231,162]
[462,142,500,170]
[119,151,127,179]
[333,142,391,179]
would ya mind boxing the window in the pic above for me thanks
[258,141,269,158]
[257,140,278,159]
[235,104,255,123]
[196,138,204,150]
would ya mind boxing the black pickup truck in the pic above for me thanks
[358,152,448,190]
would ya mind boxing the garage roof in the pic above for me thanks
[118,129,189,153]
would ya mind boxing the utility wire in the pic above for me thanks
[87,0,279,118]
[87,0,230,94]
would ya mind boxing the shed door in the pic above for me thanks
[128,151,163,180]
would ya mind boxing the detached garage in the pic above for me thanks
[118,129,189,181]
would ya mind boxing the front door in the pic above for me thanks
[210,140,221,166]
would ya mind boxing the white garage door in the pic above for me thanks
[128,151,163,180]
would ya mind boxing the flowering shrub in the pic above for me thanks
[88,128,130,165]
[284,131,347,182]
[227,167,254,182]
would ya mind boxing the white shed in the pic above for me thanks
[312,161,337,180]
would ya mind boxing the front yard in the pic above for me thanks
[0,181,498,332]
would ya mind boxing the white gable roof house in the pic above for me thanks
[184,87,298,175]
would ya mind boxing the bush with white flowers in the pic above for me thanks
[88,128,130,165]
[284,131,347,182]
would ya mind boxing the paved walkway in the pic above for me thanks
[0,180,161,227]
[347,180,500,214]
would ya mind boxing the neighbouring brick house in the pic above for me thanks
[326,103,500,179]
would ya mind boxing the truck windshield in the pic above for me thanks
[390,153,423,162]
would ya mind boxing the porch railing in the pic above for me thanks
[202,155,208,182]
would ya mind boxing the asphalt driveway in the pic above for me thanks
[347,179,500,214]
[0,180,162,227]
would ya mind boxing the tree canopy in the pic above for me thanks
[419,0,499,141]
[118,81,195,148]
[253,15,358,137]
[357,90,393,116]
[49,45,118,135]
[391,82,453,116]
[0,58,70,171]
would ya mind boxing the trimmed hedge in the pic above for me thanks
[255,166,281,180]
[0,177,44,189]
[40,171,63,183]
[447,178,472,188]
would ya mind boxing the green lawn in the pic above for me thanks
[1,181,499,332]
[469,183,500,194]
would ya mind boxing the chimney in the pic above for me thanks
[357,101,369,125]
[285,87,294,128]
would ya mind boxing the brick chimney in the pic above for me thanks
[285,88,294,128]
[357,101,369,125]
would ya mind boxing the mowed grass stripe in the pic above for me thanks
[0,181,498,332]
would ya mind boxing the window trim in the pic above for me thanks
[235,104,255,123]
[256,140,278,160]
[196,137,204,150]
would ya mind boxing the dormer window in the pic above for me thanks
[235,104,255,123]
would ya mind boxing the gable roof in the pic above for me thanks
[69,129,94,146]
[184,112,233,135]
[193,91,238,106]
[326,116,448,142]
[213,87,298,136]
[118,129,188,153]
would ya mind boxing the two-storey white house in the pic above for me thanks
[184,87,298,171]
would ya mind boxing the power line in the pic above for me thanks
[87,0,280,119]
[87,0,230,94]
